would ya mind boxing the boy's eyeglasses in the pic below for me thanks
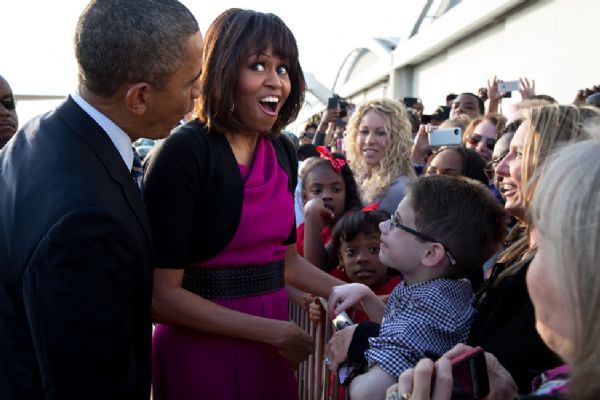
[466,134,496,151]
[389,214,457,266]
[1,96,16,111]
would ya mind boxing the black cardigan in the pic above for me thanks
[144,120,298,267]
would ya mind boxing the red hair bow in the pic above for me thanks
[362,203,380,212]
[316,146,347,174]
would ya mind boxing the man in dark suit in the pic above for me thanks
[0,1,202,398]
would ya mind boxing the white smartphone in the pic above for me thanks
[428,127,462,147]
[498,80,520,92]
[332,311,354,331]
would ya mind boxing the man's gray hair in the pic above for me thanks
[75,0,199,97]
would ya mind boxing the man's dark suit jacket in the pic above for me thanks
[0,97,153,399]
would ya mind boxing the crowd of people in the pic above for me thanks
[1,1,600,400]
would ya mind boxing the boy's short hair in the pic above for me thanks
[408,175,507,278]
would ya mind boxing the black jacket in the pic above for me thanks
[0,97,153,399]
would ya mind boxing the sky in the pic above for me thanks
[2,0,422,124]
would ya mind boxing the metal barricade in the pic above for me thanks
[289,300,350,400]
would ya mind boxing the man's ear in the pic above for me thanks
[421,242,447,268]
[125,82,150,115]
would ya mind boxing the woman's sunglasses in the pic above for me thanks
[466,134,496,151]
[1,96,16,111]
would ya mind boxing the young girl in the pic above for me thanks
[321,205,401,322]
[297,146,362,270]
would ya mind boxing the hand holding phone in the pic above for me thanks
[428,127,462,147]
[450,347,490,399]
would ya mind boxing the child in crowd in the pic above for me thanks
[297,146,362,270]
[308,205,402,323]
[328,175,507,400]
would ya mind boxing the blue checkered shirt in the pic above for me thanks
[365,278,474,378]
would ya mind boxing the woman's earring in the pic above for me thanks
[229,103,235,113]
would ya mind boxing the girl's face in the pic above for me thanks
[339,231,387,289]
[495,120,528,220]
[355,111,390,170]
[303,164,346,220]
[234,45,291,135]
[526,229,574,361]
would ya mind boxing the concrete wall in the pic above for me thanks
[412,0,600,112]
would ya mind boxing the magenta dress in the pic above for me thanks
[152,137,298,400]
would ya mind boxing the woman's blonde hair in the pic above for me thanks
[530,139,600,399]
[495,104,600,277]
[345,98,415,203]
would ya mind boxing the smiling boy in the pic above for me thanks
[328,175,507,400]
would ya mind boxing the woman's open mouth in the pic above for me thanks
[259,96,280,116]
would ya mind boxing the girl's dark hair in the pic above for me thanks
[196,8,305,136]
[331,209,390,252]
[300,154,362,212]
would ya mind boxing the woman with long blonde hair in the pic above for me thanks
[345,98,416,214]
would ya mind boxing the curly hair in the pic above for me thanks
[345,98,415,204]
[300,155,362,213]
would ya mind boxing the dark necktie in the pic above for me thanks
[131,150,144,193]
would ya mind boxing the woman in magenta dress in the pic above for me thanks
[143,9,343,400]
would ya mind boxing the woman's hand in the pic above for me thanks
[327,283,371,317]
[274,320,314,368]
[387,358,453,400]
[386,344,518,400]
[324,324,357,374]
[443,344,517,400]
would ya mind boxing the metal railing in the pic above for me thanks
[289,300,349,400]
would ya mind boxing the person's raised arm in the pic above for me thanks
[487,76,504,114]
[302,198,338,269]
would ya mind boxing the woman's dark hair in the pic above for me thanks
[197,8,305,135]
[300,154,362,213]
[331,209,390,254]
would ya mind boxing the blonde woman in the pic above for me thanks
[345,98,416,214]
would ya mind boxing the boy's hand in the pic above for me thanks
[328,283,372,317]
